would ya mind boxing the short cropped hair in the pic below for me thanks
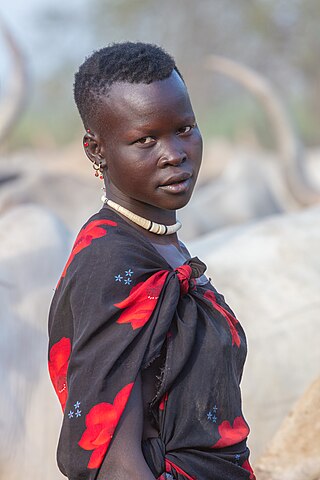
[74,42,183,128]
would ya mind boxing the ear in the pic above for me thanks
[82,131,107,170]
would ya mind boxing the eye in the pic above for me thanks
[177,124,195,135]
[135,136,155,145]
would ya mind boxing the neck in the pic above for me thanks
[104,185,177,225]
[102,195,182,237]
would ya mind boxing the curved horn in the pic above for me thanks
[0,17,29,145]
[205,55,320,206]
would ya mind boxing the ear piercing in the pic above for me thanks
[83,129,94,147]
[83,130,104,180]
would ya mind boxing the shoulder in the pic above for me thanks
[58,208,168,288]
[78,208,163,264]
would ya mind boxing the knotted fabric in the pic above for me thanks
[48,207,255,480]
[175,257,207,297]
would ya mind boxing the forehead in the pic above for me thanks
[96,71,194,131]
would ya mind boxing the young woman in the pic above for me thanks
[48,42,255,480]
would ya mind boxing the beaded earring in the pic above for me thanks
[92,161,104,180]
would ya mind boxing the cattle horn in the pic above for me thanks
[0,17,29,145]
[205,55,320,206]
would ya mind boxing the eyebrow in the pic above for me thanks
[128,115,196,134]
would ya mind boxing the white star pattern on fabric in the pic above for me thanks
[212,405,218,413]
[125,269,133,277]
[124,278,132,285]
[206,409,218,423]
[114,274,123,282]
[74,401,81,409]
[68,410,74,419]
[75,409,82,418]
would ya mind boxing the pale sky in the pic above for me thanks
[1,0,92,81]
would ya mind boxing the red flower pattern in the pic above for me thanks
[242,459,256,479]
[58,219,117,286]
[48,337,71,411]
[212,416,250,448]
[203,290,241,347]
[165,459,196,480]
[115,270,169,330]
[78,383,134,469]
[159,392,169,411]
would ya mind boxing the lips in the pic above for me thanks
[159,172,192,187]
[159,172,193,194]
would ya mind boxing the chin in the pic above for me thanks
[161,194,193,211]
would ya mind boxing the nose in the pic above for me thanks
[157,138,187,167]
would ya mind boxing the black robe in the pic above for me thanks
[48,207,255,480]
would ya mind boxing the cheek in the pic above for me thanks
[111,148,154,177]
[190,134,203,167]
[195,131,203,154]
[106,155,149,190]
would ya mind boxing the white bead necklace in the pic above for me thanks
[101,195,182,235]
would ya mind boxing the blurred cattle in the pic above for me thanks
[255,377,320,480]
[189,204,320,460]
[0,204,68,480]
[179,55,320,239]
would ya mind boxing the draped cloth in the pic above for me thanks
[48,207,255,480]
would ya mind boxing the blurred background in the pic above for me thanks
[1,1,319,479]
[2,0,320,149]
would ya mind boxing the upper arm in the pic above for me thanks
[49,250,162,479]
[97,374,155,480]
